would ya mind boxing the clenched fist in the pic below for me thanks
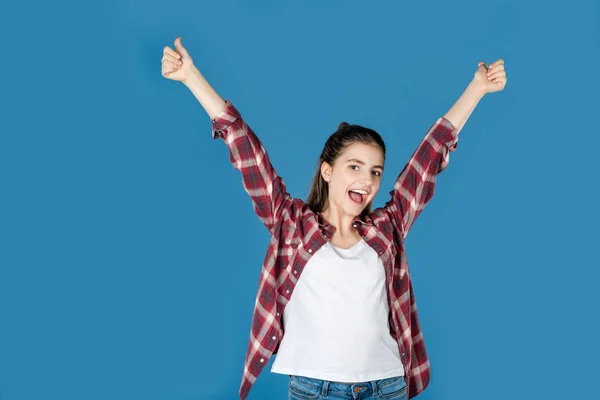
[162,37,195,83]
[474,59,507,94]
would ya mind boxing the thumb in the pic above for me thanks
[478,61,487,69]
[174,37,190,58]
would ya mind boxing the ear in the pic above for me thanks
[320,161,332,182]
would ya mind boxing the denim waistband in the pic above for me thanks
[289,375,404,397]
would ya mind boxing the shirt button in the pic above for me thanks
[352,223,358,228]
[308,249,312,253]
[277,312,280,316]
[285,239,291,244]
[272,336,276,340]
[286,289,289,294]
[260,358,264,363]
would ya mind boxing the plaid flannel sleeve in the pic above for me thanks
[211,100,292,233]
[384,117,458,238]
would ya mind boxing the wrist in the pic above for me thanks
[182,66,203,87]
[181,66,226,120]
[468,79,488,99]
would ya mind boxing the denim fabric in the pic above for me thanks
[288,375,407,400]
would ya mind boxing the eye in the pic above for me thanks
[350,165,381,177]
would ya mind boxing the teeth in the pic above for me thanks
[350,189,368,195]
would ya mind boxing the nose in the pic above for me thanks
[359,176,373,186]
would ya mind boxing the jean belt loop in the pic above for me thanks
[321,380,329,397]
[371,380,378,394]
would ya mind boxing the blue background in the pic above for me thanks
[1,0,599,399]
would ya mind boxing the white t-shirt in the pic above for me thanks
[270,238,405,382]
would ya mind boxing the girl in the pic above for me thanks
[161,36,507,400]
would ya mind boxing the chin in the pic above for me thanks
[345,203,367,217]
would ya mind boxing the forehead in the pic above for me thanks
[340,142,384,165]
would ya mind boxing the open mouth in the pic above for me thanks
[348,189,367,205]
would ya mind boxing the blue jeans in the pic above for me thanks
[288,375,407,400]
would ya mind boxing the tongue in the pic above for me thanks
[349,191,363,203]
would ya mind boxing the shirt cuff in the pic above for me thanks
[434,117,459,152]
[211,100,241,139]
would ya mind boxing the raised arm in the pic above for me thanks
[162,37,292,233]
[383,60,507,238]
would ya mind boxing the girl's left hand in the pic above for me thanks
[474,59,507,94]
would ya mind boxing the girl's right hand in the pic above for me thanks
[162,37,195,82]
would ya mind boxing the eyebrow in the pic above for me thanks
[346,158,384,171]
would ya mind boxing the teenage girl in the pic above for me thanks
[161,37,507,400]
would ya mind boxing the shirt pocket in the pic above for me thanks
[274,218,300,269]
[381,241,405,284]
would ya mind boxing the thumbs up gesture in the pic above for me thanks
[162,37,195,83]
[473,59,507,94]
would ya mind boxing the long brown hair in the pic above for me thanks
[306,122,386,218]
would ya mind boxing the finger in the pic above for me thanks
[489,59,504,69]
[478,61,487,69]
[487,71,506,80]
[161,56,182,67]
[174,37,191,58]
[487,63,505,74]
[162,67,178,77]
[163,46,181,60]
[487,70,506,79]
[161,54,183,64]
[162,60,181,69]
[493,78,507,88]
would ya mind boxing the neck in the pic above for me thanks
[320,206,360,238]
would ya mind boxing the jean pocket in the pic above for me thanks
[288,376,321,400]
[377,376,407,399]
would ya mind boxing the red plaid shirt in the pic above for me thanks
[211,100,458,399]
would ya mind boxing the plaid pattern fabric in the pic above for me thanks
[211,100,458,399]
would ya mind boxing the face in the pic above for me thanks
[321,142,384,217]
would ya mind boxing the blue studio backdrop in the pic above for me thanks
[1,0,599,399]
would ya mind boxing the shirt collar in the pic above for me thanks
[316,212,373,237]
